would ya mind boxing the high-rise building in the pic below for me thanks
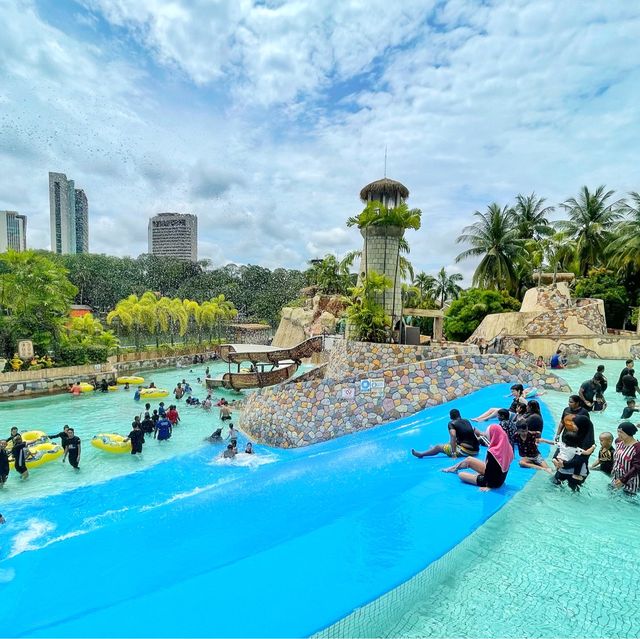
[74,189,89,253]
[148,212,198,261]
[0,210,27,252]
[49,172,89,254]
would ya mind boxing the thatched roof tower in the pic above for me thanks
[359,178,409,208]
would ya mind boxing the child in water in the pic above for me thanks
[590,432,614,475]
[621,399,638,420]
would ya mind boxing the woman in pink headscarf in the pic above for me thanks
[443,424,514,490]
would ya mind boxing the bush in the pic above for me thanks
[444,289,521,342]
[575,269,629,329]
[54,345,109,366]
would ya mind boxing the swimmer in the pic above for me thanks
[125,421,145,455]
[155,415,172,441]
[11,435,29,479]
[245,442,254,454]
[63,428,81,469]
[48,425,71,450]
[207,428,223,443]
[6,427,19,443]
[124,382,130,391]
[227,424,239,448]
[134,386,142,401]
[222,444,236,459]
[0,440,10,487]
[472,384,527,422]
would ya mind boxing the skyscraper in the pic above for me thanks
[74,189,89,253]
[148,212,198,261]
[49,172,89,254]
[0,210,27,252]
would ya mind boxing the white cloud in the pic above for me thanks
[1,0,640,280]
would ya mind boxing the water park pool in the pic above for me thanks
[0,359,637,638]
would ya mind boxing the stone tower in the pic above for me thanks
[357,177,410,333]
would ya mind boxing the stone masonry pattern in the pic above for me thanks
[240,341,570,448]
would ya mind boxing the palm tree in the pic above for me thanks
[455,204,524,292]
[346,201,422,231]
[512,193,554,240]
[412,272,436,299]
[433,267,463,308]
[556,185,624,276]
[106,292,157,348]
[608,191,640,274]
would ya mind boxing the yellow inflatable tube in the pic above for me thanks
[91,433,131,454]
[79,382,94,393]
[22,430,49,445]
[140,388,169,399]
[26,443,63,468]
[117,376,145,385]
[107,385,119,392]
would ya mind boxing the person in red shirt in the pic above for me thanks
[166,405,180,426]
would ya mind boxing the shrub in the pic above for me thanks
[444,289,521,342]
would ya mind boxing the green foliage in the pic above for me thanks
[444,289,520,342]
[347,201,422,231]
[305,254,351,295]
[0,250,77,357]
[456,204,524,294]
[556,186,623,276]
[53,344,110,367]
[574,269,629,329]
[346,270,392,343]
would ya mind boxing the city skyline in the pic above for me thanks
[1,1,639,280]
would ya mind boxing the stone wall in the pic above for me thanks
[0,363,115,399]
[523,301,606,336]
[518,335,640,360]
[325,340,479,378]
[240,352,570,448]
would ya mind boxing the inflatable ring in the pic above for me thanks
[524,388,538,398]
[21,430,49,446]
[79,382,94,393]
[91,433,131,454]
[139,389,169,399]
[117,376,145,385]
[107,385,119,392]
[26,443,63,468]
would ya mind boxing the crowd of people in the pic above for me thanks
[0,371,254,488]
[412,360,640,495]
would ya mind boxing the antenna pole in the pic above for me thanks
[384,145,387,177]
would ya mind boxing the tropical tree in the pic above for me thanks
[155,297,189,346]
[444,289,521,342]
[0,250,77,356]
[305,255,351,295]
[608,191,640,275]
[556,185,624,276]
[433,267,463,308]
[412,272,437,300]
[346,201,422,231]
[106,292,158,348]
[65,313,119,349]
[455,204,524,293]
[512,193,554,240]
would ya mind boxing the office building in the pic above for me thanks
[74,189,89,253]
[49,172,89,254]
[148,212,198,261]
[0,210,27,252]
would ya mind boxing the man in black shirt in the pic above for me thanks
[555,395,588,439]
[11,434,29,479]
[140,412,155,435]
[0,440,10,487]
[616,359,634,393]
[48,425,70,450]
[63,428,81,469]
[412,409,479,458]
[6,427,19,443]
[593,365,607,393]
[579,379,600,411]
[125,422,145,455]
[621,370,638,398]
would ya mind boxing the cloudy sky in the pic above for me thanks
[1,0,639,280]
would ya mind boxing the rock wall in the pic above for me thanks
[240,351,570,448]
[523,301,606,336]
[325,340,479,378]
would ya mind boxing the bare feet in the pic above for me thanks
[411,449,424,459]
[543,467,553,474]
[442,462,462,473]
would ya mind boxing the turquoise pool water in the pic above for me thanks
[347,359,640,638]
[2,376,548,637]
[0,359,637,638]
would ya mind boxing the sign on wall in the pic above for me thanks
[359,378,386,395]
[341,387,355,399]
[359,379,371,392]
[17,340,34,359]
